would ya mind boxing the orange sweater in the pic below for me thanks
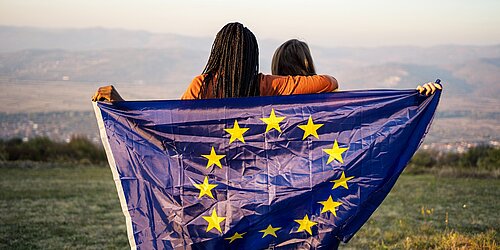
[181,74,338,100]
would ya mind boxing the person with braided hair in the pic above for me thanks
[184,22,261,99]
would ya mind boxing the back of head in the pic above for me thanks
[272,39,316,76]
[199,22,260,99]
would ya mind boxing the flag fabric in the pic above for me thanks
[94,89,440,249]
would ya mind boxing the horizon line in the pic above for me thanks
[2,24,500,49]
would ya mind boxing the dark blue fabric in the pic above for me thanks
[97,90,440,249]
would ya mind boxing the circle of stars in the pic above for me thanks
[191,107,355,244]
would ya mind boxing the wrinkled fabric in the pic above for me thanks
[95,90,440,250]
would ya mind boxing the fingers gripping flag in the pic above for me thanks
[94,90,440,249]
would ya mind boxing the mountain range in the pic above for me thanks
[0,26,498,145]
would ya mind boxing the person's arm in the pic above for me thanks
[261,74,338,96]
[91,85,124,102]
[416,82,442,96]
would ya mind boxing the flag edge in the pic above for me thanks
[93,101,137,250]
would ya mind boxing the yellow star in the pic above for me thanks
[318,196,343,216]
[202,147,225,169]
[202,208,225,233]
[193,176,217,199]
[331,171,354,190]
[323,140,348,164]
[297,116,324,140]
[294,214,317,235]
[224,120,249,144]
[260,108,285,133]
[259,224,281,238]
[225,232,246,243]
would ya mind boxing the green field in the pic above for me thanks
[0,165,498,249]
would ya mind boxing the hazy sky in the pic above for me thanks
[1,0,499,47]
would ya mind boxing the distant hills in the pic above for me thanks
[0,26,499,145]
[2,46,499,99]
[1,26,499,99]
[0,26,211,52]
[0,48,207,85]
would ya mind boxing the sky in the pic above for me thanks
[1,0,499,47]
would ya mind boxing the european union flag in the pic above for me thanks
[94,89,440,249]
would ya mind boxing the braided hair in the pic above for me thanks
[199,22,260,99]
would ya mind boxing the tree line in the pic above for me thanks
[1,137,498,171]
[0,136,106,164]
[408,144,500,173]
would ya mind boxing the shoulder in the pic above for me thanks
[259,73,287,96]
[191,74,205,85]
[259,73,338,96]
[181,74,206,100]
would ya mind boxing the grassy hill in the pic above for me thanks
[0,165,497,249]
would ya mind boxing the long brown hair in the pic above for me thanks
[271,39,316,76]
[199,22,260,99]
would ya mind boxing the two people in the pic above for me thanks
[181,23,337,100]
[92,22,441,102]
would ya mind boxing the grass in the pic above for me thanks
[407,166,500,179]
[0,165,128,249]
[0,164,498,249]
[343,175,499,249]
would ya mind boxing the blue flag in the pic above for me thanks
[94,89,440,249]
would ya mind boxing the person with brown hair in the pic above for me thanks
[270,38,442,94]
[272,39,316,76]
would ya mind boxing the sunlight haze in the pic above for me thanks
[1,0,499,47]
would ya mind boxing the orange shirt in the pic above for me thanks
[181,74,338,100]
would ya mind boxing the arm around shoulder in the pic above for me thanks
[261,74,338,96]
[291,74,338,94]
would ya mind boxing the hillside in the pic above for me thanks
[1,26,499,99]
[0,26,211,52]
[0,26,498,147]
